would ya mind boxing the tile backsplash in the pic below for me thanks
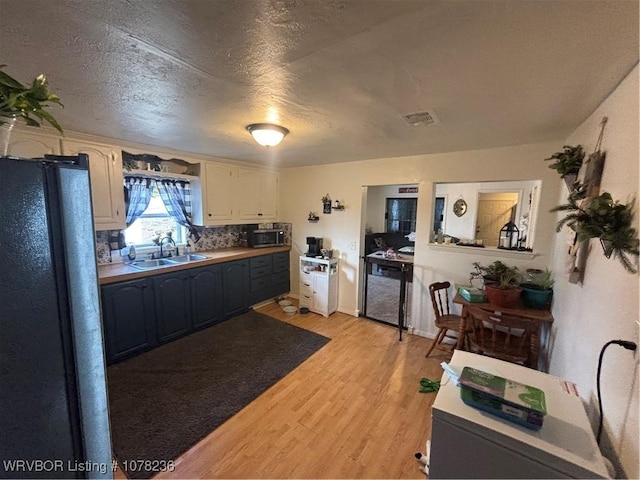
[95,223,292,265]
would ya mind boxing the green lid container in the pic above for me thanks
[459,366,547,430]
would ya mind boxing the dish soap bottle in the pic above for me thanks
[127,244,136,262]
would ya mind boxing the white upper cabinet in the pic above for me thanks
[200,162,236,224]
[7,129,61,158]
[237,168,278,220]
[195,164,279,226]
[61,140,125,231]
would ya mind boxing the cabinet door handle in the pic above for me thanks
[141,284,148,289]
[258,213,263,216]
[303,283,311,287]
[208,213,212,217]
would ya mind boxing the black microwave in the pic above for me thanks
[248,228,285,248]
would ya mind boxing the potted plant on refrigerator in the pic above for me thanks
[0,65,64,155]
[520,268,554,310]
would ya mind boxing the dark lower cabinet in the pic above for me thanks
[222,259,249,318]
[153,270,192,343]
[249,251,290,305]
[101,278,156,364]
[191,264,223,330]
[101,252,289,364]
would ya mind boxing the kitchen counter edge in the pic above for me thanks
[98,246,292,285]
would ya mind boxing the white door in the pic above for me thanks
[476,193,518,247]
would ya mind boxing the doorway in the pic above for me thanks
[476,192,519,247]
[361,184,417,329]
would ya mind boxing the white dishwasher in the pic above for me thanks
[430,351,608,479]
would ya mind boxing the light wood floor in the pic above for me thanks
[135,301,451,479]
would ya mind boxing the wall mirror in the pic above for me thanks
[434,180,542,249]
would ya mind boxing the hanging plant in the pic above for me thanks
[545,144,585,191]
[545,145,585,177]
[551,191,639,273]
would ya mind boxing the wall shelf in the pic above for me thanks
[428,243,537,259]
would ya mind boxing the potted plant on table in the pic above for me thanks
[520,268,554,310]
[474,261,522,308]
[0,65,64,155]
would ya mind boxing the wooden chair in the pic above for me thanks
[425,282,466,358]
[465,306,537,368]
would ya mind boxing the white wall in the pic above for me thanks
[548,65,639,478]
[279,141,562,327]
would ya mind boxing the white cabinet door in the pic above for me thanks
[202,163,236,224]
[61,140,125,230]
[237,169,261,219]
[237,168,278,220]
[260,170,278,218]
[314,274,329,315]
[7,129,60,158]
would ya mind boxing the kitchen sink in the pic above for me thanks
[130,259,177,270]
[167,254,209,263]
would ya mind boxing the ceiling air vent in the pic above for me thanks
[400,109,439,127]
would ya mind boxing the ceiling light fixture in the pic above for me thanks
[246,123,289,147]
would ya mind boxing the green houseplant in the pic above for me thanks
[545,145,585,190]
[0,65,64,135]
[552,191,639,273]
[473,261,522,307]
[521,268,554,310]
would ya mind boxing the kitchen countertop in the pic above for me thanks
[98,246,291,285]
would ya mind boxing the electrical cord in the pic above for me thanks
[596,339,637,444]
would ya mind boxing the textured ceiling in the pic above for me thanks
[1,0,638,167]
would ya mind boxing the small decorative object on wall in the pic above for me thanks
[549,117,639,277]
[453,198,467,217]
[332,199,345,210]
[322,194,332,214]
[308,211,319,222]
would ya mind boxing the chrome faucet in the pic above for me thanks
[159,235,177,258]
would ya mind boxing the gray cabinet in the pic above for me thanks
[249,251,290,305]
[153,270,192,343]
[222,259,250,318]
[101,252,287,364]
[191,264,223,330]
[101,278,156,364]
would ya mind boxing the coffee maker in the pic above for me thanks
[306,236,323,257]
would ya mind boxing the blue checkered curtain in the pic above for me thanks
[124,176,153,227]
[156,179,201,242]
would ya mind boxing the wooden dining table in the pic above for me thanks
[452,293,554,370]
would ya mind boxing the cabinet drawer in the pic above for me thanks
[271,270,289,284]
[299,293,313,307]
[250,256,272,269]
[272,252,289,272]
[300,281,313,295]
[250,276,270,293]
[250,265,272,278]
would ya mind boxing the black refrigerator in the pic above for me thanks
[0,155,113,479]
